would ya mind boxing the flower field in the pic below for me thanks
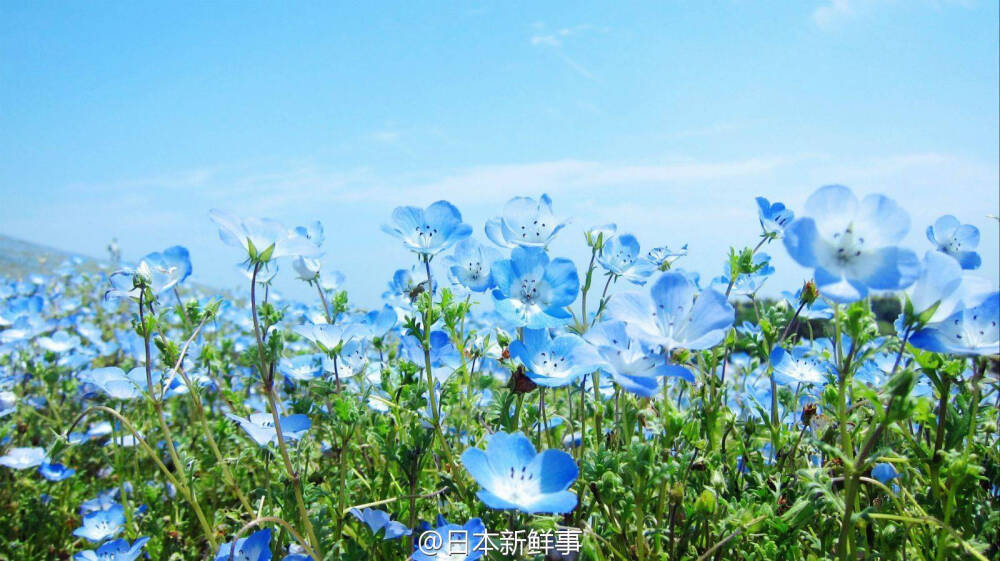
[0,187,997,560]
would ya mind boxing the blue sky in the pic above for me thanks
[1,1,997,304]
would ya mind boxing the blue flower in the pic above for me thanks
[39,461,76,481]
[783,185,920,303]
[0,447,46,469]
[37,331,82,353]
[106,246,193,300]
[606,272,734,352]
[644,244,688,271]
[460,431,578,514]
[486,194,568,248]
[756,197,794,236]
[769,346,833,386]
[490,247,579,329]
[210,210,321,264]
[74,537,149,561]
[381,200,472,256]
[871,463,899,484]
[509,328,603,388]
[710,253,774,297]
[781,290,833,320]
[586,321,694,396]
[349,507,412,540]
[927,215,981,270]
[294,323,359,353]
[402,331,461,383]
[225,412,312,446]
[215,528,272,561]
[412,517,486,561]
[910,292,999,356]
[278,354,322,382]
[73,504,125,542]
[446,239,501,292]
[895,251,963,332]
[597,234,654,285]
[78,367,153,400]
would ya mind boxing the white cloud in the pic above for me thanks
[812,0,976,29]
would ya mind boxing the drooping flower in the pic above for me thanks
[781,289,833,320]
[926,215,981,270]
[348,507,412,540]
[73,504,126,542]
[401,331,461,383]
[490,247,579,329]
[78,367,154,400]
[756,197,794,237]
[769,346,834,386]
[597,234,653,285]
[644,244,688,271]
[460,431,578,514]
[508,328,603,388]
[74,537,149,561]
[293,257,322,282]
[783,185,920,303]
[105,246,193,300]
[0,446,46,469]
[278,354,322,382]
[909,291,999,356]
[485,194,568,248]
[412,517,486,561]
[606,271,734,352]
[225,412,312,446]
[294,323,358,353]
[710,253,774,297]
[39,461,76,482]
[585,321,694,397]
[381,201,472,257]
[210,209,321,264]
[446,239,501,293]
[871,463,899,484]
[895,251,963,332]
[215,528,272,561]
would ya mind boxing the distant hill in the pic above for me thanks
[0,234,100,280]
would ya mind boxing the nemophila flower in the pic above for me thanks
[509,328,603,388]
[106,246,192,300]
[586,321,694,397]
[73,503,125,542]
[215,528,272,561]
[783,185,919,303]
[486,194,568,248]
[895,251,963,332]
[781,289,833,320]
[210,209,321,264]
[598,234,653,285]
[460,431,578,514]
[606,271,734,352]
[381,200,472,257]
[412,517,486,561]
[278,354,322,381]
[711,253,774,297]
[78,367,153,400]
[769,346,833,386]
[37,330,81,353]
[585,223,617,247]
[446,239,501,292]
[74,537,149,561]
[927,215,981,270]
[402,331,461,383]
[910,291,999,356]
[294,220,325,248]
[491,247,579,329]
[40,460,75,481]
[756,197,794,237]
[644,244,688,271]
[294,323,358,353]
[293,256,322,282]
[225,412,312,446]
[0,446,46,469]
[348,507,412,540]
[871,463,899,484]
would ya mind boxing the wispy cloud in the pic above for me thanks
[812,0,976,29]
[529,23,603,80]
